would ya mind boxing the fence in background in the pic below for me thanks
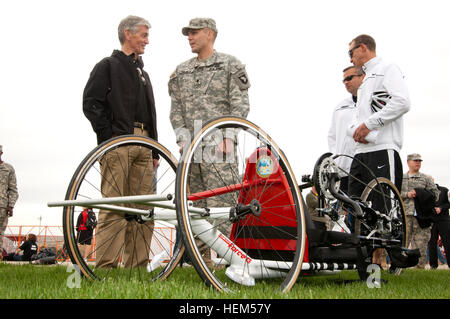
[3,225,176,262]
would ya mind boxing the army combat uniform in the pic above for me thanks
[401,171,439,268]
[0,154,19,252]
[169,49,250,237]
[169,50,250,144]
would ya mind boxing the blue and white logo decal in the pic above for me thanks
[256,155,274,178]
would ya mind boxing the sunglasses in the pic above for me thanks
[342,74,361,83]
[348,44,361,58]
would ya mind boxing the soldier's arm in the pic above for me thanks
[8,166,18,209]
[223,60,250,143]
[400,177,409,199]
[229,61,250,119]
[168,72,189,146]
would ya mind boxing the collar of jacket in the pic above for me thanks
[111,50,144,69]
[407,172,422,178]
[194,50,218,67]
[362,56,381,74]
[191,50,221,69]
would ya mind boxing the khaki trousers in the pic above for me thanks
[95,128,155,268]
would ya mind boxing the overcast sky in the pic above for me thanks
[1,0,449,227]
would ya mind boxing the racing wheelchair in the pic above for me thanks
[48,116,418,293]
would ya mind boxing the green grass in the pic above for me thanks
[0,263,448,299]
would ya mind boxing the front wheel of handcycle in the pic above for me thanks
[175,116,306,293]
[62,135,184,283]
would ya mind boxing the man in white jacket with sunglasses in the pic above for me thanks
[347,34,411,198]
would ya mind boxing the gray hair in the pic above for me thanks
[118,15,151,45]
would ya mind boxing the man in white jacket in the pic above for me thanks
[328,66,364,194]
[347,34,411,198]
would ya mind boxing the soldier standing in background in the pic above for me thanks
[401,153,440,268]
[0,145,19,258]
[169,18,250,267]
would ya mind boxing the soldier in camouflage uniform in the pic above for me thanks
[169,18,250,145]
[401,153,440,268]
[0,145,19,257]
[169,18,250,266]
[169,17,250,207]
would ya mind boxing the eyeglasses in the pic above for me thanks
[348,44,361,58]
[342,74,361,83]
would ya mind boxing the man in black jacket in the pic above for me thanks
[428,184,450,269]
[82,15,157,268]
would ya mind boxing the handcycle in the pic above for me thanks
[299,152,419,280]
[48,116,418,293]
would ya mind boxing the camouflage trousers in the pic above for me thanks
[0,208,8,252]
[406,215,431,268]
[189,162,239,236]
[189,162,239,263]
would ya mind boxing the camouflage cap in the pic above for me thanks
[182,18,218,36]
[407,153,422,161]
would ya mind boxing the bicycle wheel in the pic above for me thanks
[175,116,306,293]
[62,135,184,282]
[358,177,408,246]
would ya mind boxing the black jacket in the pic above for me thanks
[83,50,157,146]
[413,188,436,228]
[433,184,450,222]
[20,240,38,261]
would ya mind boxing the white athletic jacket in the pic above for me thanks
[328,96,356,174]
[348,56,411,154]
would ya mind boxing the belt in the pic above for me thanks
[133,122,147,130]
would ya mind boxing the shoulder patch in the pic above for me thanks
[232,68,250,90]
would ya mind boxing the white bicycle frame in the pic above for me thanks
[49,193,355,285]
[48,193,294,286]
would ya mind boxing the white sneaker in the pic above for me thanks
[147,251,169,273]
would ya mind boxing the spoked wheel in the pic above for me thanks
[358,177,407,246]
[175,117,306,293]
[357,177,408,275]
[62,135,184,282]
